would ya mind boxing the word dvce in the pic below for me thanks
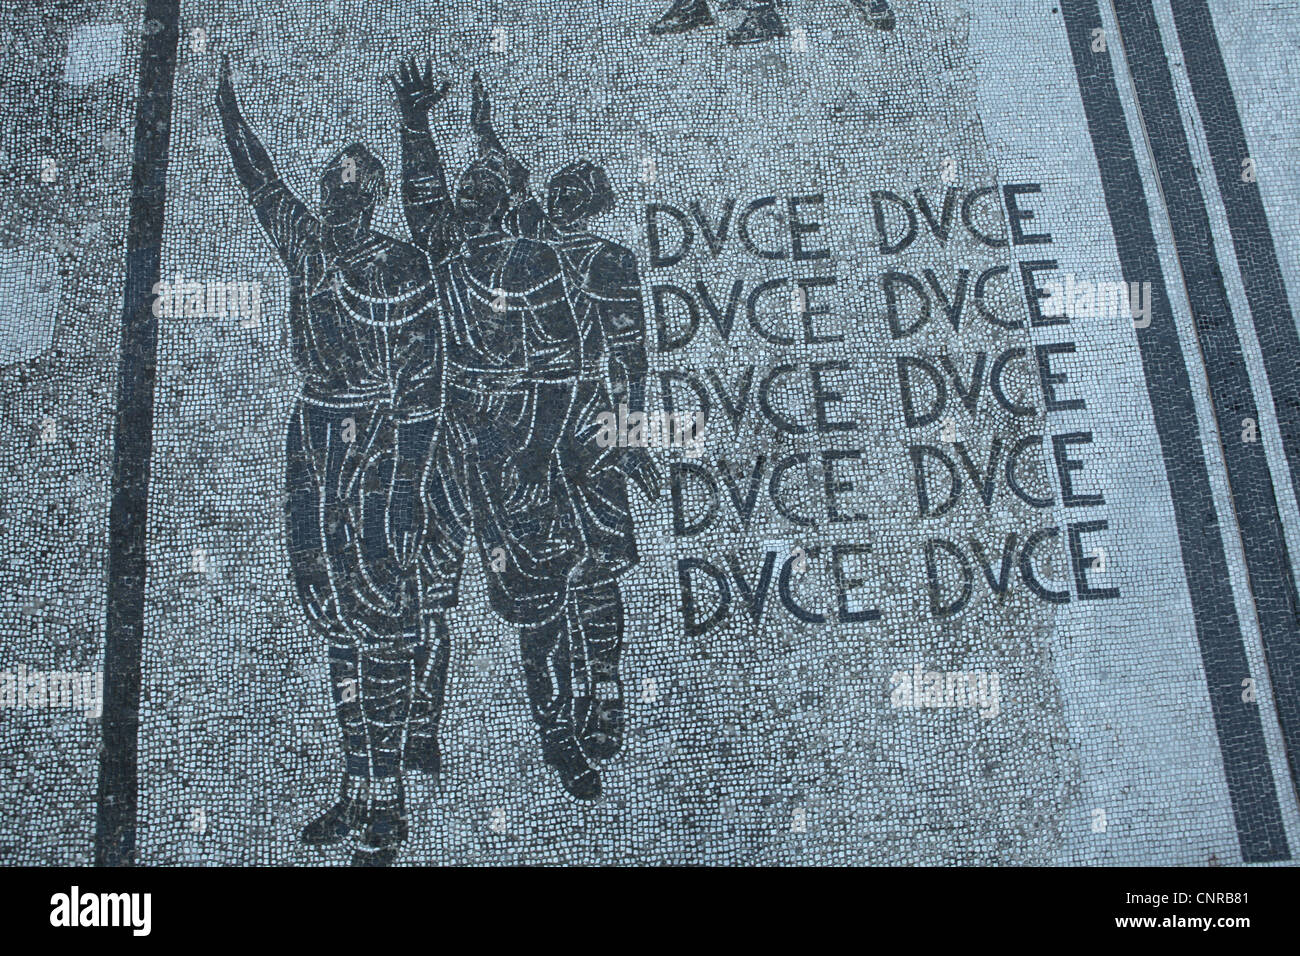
[595,403,706,457]
[152,271,263,327]
[890,664,1002,719]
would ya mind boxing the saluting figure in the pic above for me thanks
[391,61,656,803]
[218,57,448,866]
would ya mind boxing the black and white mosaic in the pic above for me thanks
[1,0,1297,868]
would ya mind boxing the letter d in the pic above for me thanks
[924,538,973,617]
[677,557,731,637]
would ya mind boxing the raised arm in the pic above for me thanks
[469,72,547,239]
[217,56,316,265]
[470,70,508,157]
[390,57,459,263]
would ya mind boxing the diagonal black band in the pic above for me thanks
[1060,0,1289,862]
[1167,0,1300,795]
[1169,0,1300,530]
[1110,0,1300,823]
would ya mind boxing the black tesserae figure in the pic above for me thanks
[218,56,448,866]
[219,49,664,866]
[535,160,663,766]
[652,0,895,45]
[389,60,662,804]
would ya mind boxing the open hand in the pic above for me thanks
[389,56,450,119]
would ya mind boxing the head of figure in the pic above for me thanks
[319,144,387,228]
[546,160,614,231]
[455,150,529,234]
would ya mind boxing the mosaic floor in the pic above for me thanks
[1,0,1298,866]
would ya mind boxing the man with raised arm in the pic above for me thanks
[218,56,445,865]
[390,60,608,801]
[457,78,667,766]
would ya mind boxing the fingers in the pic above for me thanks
[393,56,412,91]
[390,56,450,105]
[217,57,236,108]
[390,58,415,101]
[409,55,428,94]
[471,74,491,128]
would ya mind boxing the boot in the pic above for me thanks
[404,615,449,775]
[521,615,601,800]
[301,780,367,846]
[353,648,413,864]
[351,802,409,867]
[542,725,602,801]
[651,0,715,35]
[727,4,788,45]
[578,676,624,761]
[405,730,441,776]
[569,585,626,761]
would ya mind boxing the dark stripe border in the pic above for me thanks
[1168,0,1300,792]
[1061,0,1290,861]
[95,0,181,866]
[1110,0,1300,832]
[1170,0,1300,529]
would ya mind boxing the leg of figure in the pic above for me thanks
[651,0,716,35]
[727,0,788,45]
[406,611,451,774]
[408,429,469,775]
[301,635,371,845]
[288,404,371,846]
[520,612,602,801]
[352,644,414,866]
[570,581,626,761]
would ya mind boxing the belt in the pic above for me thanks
[446,367,530,392]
